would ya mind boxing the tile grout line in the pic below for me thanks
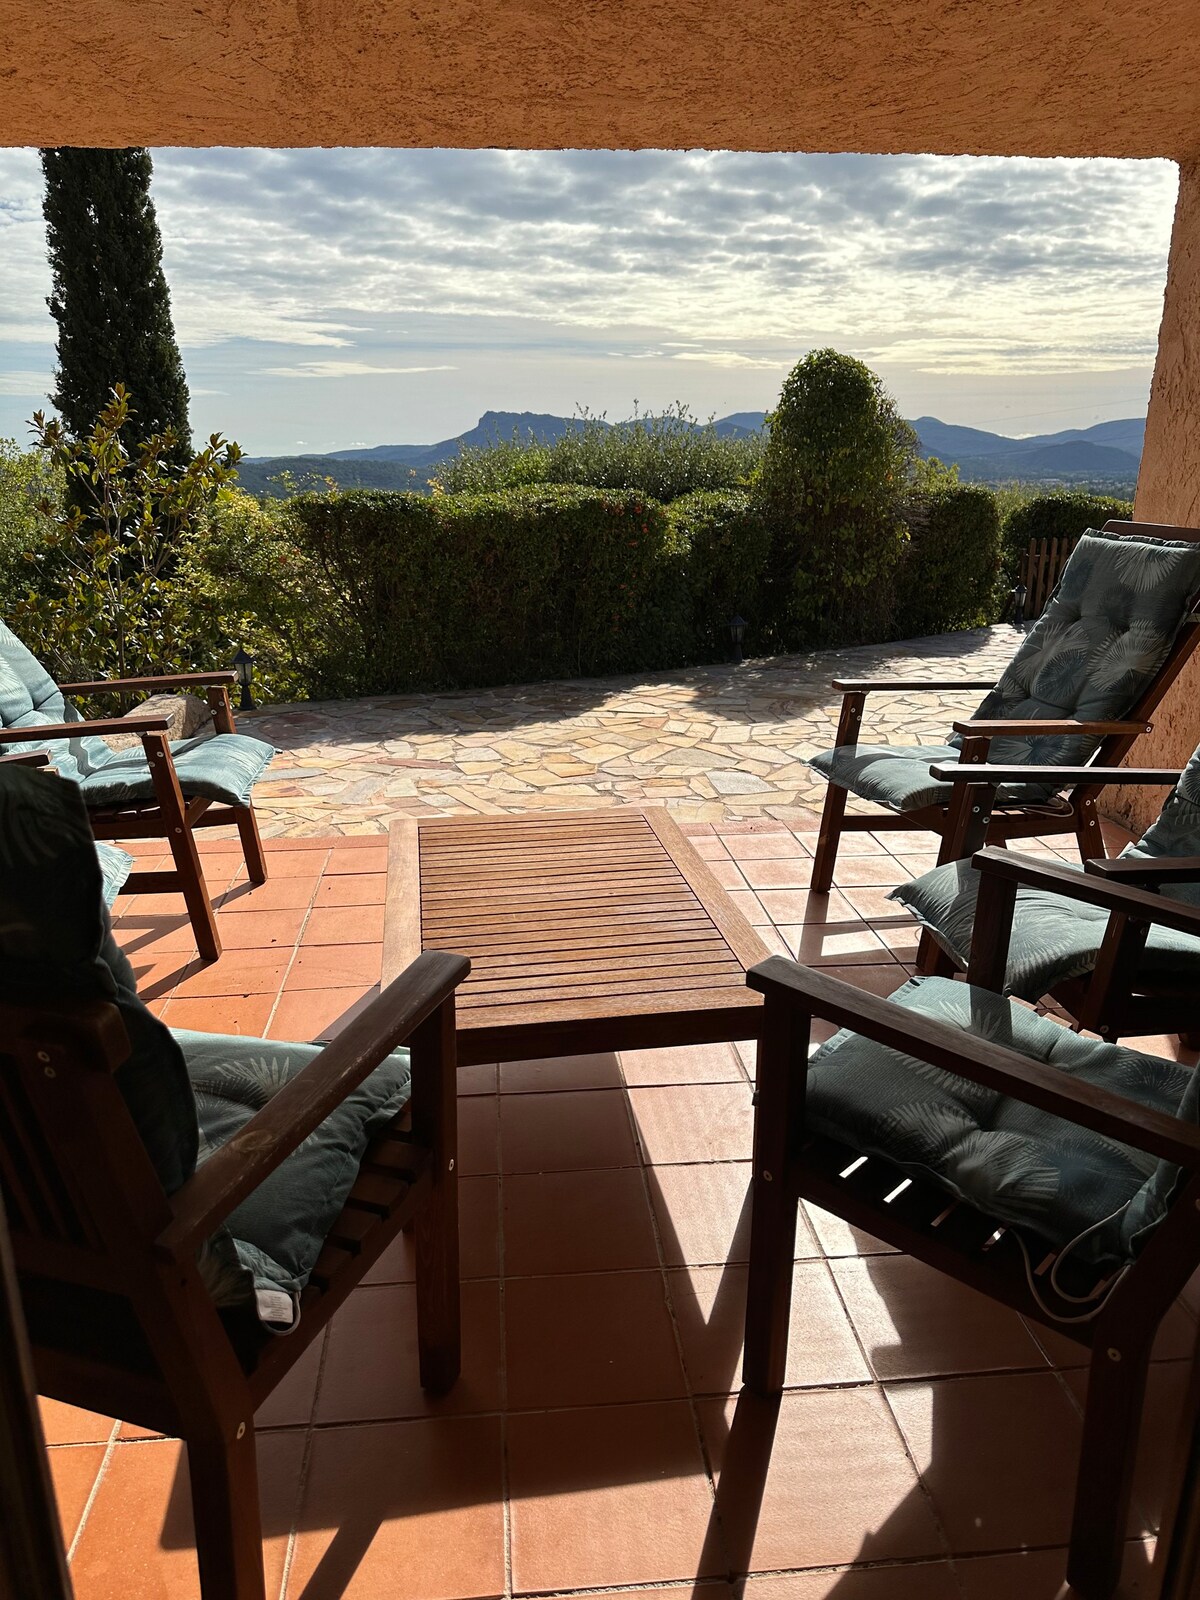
[64,1417,121,1564]
[262,847,332,1036]
[276,1325,331,1599]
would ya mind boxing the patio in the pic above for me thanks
[41,784,1199,1599]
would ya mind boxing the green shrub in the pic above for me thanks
[1000,490,1134,579]
[895,485,1001,638]
[755,349,916,648]
[667,489,773,660]
[0,439,62,605]
[433,404,763,503]
[286,484,690,693]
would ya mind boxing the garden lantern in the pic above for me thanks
[1011,582,1028,629]
[232,646,256,711]
[729,614,747,665]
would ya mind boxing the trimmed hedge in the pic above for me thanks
[895,485,1002,638]
[1000,490,1133,579]
[285,485,691,694]
[667,489,773,661]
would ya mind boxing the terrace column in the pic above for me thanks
[1109,160,1200,835]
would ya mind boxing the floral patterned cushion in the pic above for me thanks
[890,743,1200,997]
[807,976,1199,1268]
[0,620,274,808]
[810,528,1200,815]
[97,842,133,908]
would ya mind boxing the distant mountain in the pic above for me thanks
[235,409,1143,496]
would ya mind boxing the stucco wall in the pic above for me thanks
[1107,162,1200,835]
[1,0,1199,157]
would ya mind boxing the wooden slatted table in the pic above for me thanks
[382,808,767,1066]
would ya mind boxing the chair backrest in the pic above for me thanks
[0,623,110,780]
[1123,741,1200,907]
[958,520,1200,772]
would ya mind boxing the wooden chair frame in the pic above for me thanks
[1,670,268,962]
[810,520,1200,896]
[741,953,1200,1599]
[1,947,468,1600]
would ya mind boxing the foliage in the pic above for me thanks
[1000,490,1134,580]
[13,387,241,687]
[0,439,61,603]
[895,485,1002,637]
[667,490,774,660]
[755,349,918,647]
[41,147,191,455]
[431,403,764,503]
[285,485,690,694]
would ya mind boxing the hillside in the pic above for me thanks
[235,410,1143,496]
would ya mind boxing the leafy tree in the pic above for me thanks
[14,386,240,686]
[756,349,917,646]
[41,148,191,455]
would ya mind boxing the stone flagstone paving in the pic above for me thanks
[246,626,1019,836]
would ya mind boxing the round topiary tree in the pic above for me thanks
[756,348,917,647]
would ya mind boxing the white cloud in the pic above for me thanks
[258,360,458,379]
[671,351,788,370]
[0,369,51,396]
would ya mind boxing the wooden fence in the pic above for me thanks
[1018,533,1082,619]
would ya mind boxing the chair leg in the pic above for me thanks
[1065,1336,1152,1599]
[916,927,957,977]
[144,733,221,961]
[187,1429,267,1600]
[235,805,268,886]
[410,1000,462,1395]
[811,782,848,895]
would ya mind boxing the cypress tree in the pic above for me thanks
[40,148,191,455]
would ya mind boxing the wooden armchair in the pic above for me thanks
[0,621,276,962]
[742,954,1200,1599]
[808,519,1200,893]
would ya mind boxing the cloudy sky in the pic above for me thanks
[0,147,1180,456]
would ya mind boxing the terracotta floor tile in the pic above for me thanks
[1062,1357,1193,1535]
[316,1280,502,1423]
[889,851,940,877]
[503,1167,659,1275]
[117,914,201,957]
[763,887,859,927]
[266,985,369,1042]
[365,1175,501,1283]
[324,849,389,875]
[122,955,196,1001]
[628,1083,754,1165]
[499,1087,638,1173]
[699,1388,943,1573]
[620,1042,744,1086]
[256,848,334,877]
[39,1398,116,1446]
[213,906,308,951]
[71,1432,303,1600]
[218,875,320,912]
[831,1254,1049,1379]
[724,833,814,861]
[670,1261,870,1394]
[810,965,912,1001]
[647,1161,819,1267]
[499,1052,624,1094]
[821,855,912,888]
[885,1370,1084,1553]
[315,872,388,905]
[287,1415,505,1600]
[955,1541,1158,1599]
[160,992,276,1035]
[1024,1297,1198,1369]
[691,835,730,859]
[784,924,895,965]
[458,1094,501,1175]
[728,888,771,926]
[740,856,814,890]
[508,1400,719,1591]
[842,885,911,920]
[170,948,291,999]
[48,1443,108,1547]
[504,1269,687,1409]
[254,1330,326,1429]
[877,830,941,855]
[287,943,383,990]
[708,857,749,890]
[303,904,387,946]
[743,1564,960,1600]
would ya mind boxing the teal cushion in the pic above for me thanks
[0,765,198,1194]
[807,743,1060,813]
[96,842,133,909]
[178,1031,411,1327]
[891,742,1200,997]
[77,731,275,809]
[807,975,1198,1268]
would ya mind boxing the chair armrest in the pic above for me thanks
[951,719,1151,739]
[928,763,1182,787]
[1086,856,1200,885]
[0,717,171,742]
[747,955,1200,1168]
[0,751,50,767]
[972,846,1200,938]
[832,678,998,693]
[57,672,237,695]
[157,949,470,1261]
